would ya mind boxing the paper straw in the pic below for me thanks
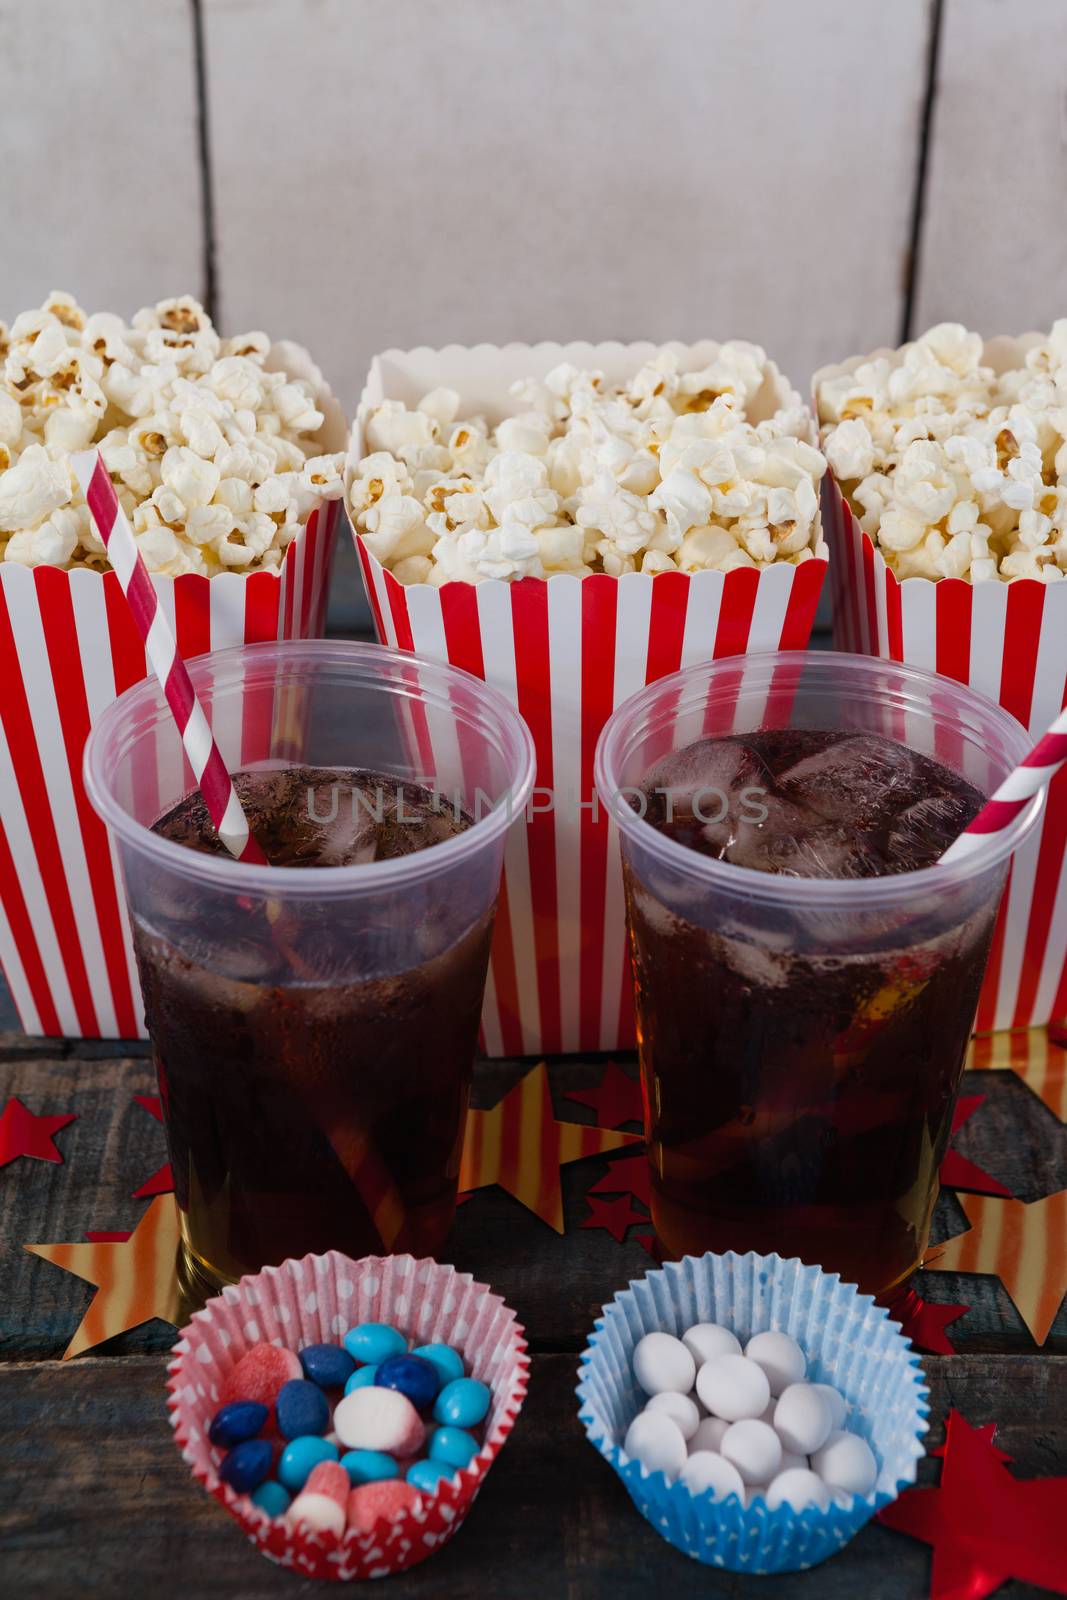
[73,450,266,865]
[940,703,1067,864]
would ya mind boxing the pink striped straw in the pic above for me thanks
[940,704,1067,864]
[73,450,267,865]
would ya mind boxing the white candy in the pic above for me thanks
[765,1468,831,1513]
[332,1387,426,1457]
[809,1383,848,1432]
[632,1332,696,1397]
[688,1416,729,1455]
[679,1451,745,1503]
[623,1410,688,1480]
[773,1384,834,1456]
[720,1419,782,1485]
[744,1331,806,1396]
[287,1491,345,1537]
[810,1430,878,1498]
[695,1354,771,1422]
[645,1390,701,1441]
[681,1323,742,1366]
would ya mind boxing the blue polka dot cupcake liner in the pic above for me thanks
[576,1250,929,1575]
[168,1251,529,1581]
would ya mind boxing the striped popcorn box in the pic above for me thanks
[0,344,345,1040]
[346,342,828,1057]
[816,334,1067,1033]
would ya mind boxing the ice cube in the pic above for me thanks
[887,791,980,872]
[642,738,770,827]
[778,735,923,829]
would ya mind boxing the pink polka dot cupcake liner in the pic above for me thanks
[167,1252,529,1581]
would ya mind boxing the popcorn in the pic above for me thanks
[0,292,342,572]
[818,321,1067,582]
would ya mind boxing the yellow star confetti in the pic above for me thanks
[926,1187,1067,1347]
[967,1028,1067,1121]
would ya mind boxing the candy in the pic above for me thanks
[275,1378,330,1441]
[250,1480,291,1518]
[278,1435,339,1493]
[679,1451,745,1502]
[347,1479,421,1535]
[375,1353,441,1412]
[334,1386,426,1457]
[744,1331,806,1396]
[433,1377,491,1429]
[810,1430,878,1497]
[407,1459,456,1495]
[623,1411,688,1481]
[208,1400,268,1448]
[695,1354,771,1422]
[342,1322,408,1366]
[681,1323,742,1365]
[219,1438,273,1494]
[411,1343,465,1387]
[430,1427,480,1471]
[765,1467,831,1512]
[344,1364,379,1395]
[222,1342,301,1409]
[341,1449,399,1485]
[288,1460,349,1538]
[720,1419,783,1486]
[810,1382,848,1432]
[689,1416,729,1455]
[773,1384,834,1456]
[299,1343,356,1390]
[645,1390,701,1442]
[632,1332,697,1397]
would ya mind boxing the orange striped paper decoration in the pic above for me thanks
[927,1188,1067,1347]
[459,1061,640,1232]
[25,1194,181,1360]
[966,1027,1067,1122]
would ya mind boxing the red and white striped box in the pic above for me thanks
[347,342,828,1057]
[818,336,1067,1031]
[0,349,346,1039]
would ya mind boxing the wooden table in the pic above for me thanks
[0,973,1063,1598]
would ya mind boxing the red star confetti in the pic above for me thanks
[131,1093,173,1199]
[0,1096,76,1168]
[879,1409,1067,1597]
[458,1062,640,1232]
[634,1233,658,1257]
[25,1195,181,1359]
[560,1060,644,1130]
[926,1188,1067,1347]
[887,1286,970,1355]
[587,1152,652,1208]
[939,1094,1012,1199]
[580,1193,649,1244]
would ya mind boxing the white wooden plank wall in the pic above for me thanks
[2,0,1064,630]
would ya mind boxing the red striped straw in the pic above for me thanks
[73,450,267,865]
[940,705,1067,865]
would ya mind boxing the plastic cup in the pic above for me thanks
[85,640,535,1298]
[594,650,1041,1297]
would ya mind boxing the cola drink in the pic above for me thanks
[628,728,994,1296]
[134,767,493,1292]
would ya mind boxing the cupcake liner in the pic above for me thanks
[577,1251,928,1575]
[167,1252,529,1581]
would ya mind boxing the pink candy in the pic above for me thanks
[288,1460,350,1539]
[333,1387,425,1458]
[347,1479,422,1535]
[222,1342,301,1410]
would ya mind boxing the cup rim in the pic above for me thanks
[83,638,537,898]
[594,649,1044,908]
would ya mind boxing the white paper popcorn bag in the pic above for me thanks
[0,296,346,1037]
[816,329,1067,1031]
[346,341,829,1056]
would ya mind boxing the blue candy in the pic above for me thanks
[208,1400,268,1448]
[433,1377,491,1429]
[411,1343,465,1387]
[375,1353,440,1413]
[342,1322,408,1365]
[275,1378,330,1440]
[250,1479,292,1518]
[341,1449,399,1485]
[219,1438,273,1493]
[277,1434,339,1492]
[406,1458,456,1495]
[344,1364,379,1395]
[430,1426,480,1471]
[299,1342,356,1390]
